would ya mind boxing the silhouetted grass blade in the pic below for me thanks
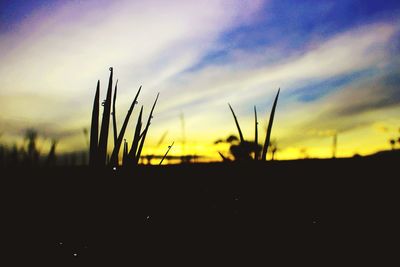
[254,105,259,160]
[261,88,280,161]
[159,141,174,165]
[112,79,118,147]
[89,80,100,166]
[135,93,159,164]
[218,151,229,162]
[122,139,128,165]
[45,140,57,166]
[98,67,113,166]
[128,105,143,164]
[228,103,244,143]
[109,85,142,166]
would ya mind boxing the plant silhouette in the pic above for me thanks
[223,88,280,162]
[89,67,160,168]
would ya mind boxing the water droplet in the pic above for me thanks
[113,167,117,171]
[73,253,78,257]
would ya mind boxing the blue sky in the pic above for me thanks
[189,0,400,66]
[0,0,399,159]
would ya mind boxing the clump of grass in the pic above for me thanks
[89,67,160,168]
[127,106,143,164]
[226,88,280,161]
[134,93,160,165]
[109,86,142,166]
[0,129,59,167]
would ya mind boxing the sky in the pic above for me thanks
[0,0,399,161]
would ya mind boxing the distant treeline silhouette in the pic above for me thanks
[0,128,93,167]
[0,128,64,167]
[389,128,400,150]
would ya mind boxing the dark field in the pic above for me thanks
[2,156,399,265]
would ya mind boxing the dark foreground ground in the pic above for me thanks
[1,156,399,265]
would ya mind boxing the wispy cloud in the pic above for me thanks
[0,0,265,143]
[153,22,398,128]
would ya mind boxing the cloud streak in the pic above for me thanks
[0,0,265,142]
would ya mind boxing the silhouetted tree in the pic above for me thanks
[389,139,395,150]
[300,148,309,159]
[226,135,239,143]
[230,141,261,161]
[269,139,278,160]
[215,134,261,161]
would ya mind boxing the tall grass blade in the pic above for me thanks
[112,80,119,147]
[254,105,259,160]
[128,105,143,164]
[45,140,57,166]
[98,67,113,166]
[228,103,244,143]
[109,86,142,166]
[89,80,100,166]
[122,139,128,165]
[159,141,174,165]
[261,88,280,161]
[135,93,159,164]
[218,151,228,162]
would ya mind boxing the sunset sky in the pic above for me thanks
[0,0,399,161]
